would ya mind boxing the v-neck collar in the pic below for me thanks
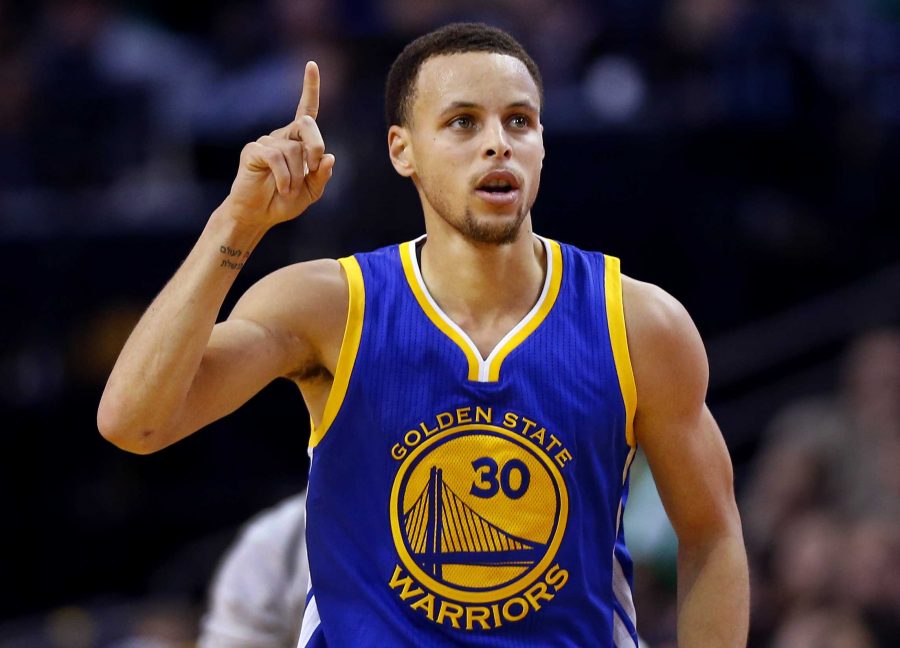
[399,234,563,382]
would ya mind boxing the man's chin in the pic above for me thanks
[460,209,527,245]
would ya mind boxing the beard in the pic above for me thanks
[457,206,529,245]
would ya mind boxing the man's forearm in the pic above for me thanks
[97,204,266,452]
[676,534,749,647]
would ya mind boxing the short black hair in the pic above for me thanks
[385,22,543,128]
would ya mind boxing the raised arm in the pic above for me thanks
[623,277,749,647]
[98,62,340,454]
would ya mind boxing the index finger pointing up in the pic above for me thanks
[296,61,320,120]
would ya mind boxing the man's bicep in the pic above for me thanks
[624,278,740,544]
[228,258,347,375]
[176,317,307,434]
[640,406,740,546]
[177,260,345,435]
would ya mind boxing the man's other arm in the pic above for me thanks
[623,277,750,647]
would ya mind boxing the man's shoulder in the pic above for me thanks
[621,275,693,340]
[244,237,412,313]
[229,258,349,340]
[250,258,348,304]
[621,275,709,407]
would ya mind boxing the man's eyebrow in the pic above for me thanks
[439,100,539,114]
[507,100,539,112]
[439,101,480,114]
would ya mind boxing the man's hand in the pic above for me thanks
[224,61,336,229]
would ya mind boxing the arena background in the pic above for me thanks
[1,0,899,646]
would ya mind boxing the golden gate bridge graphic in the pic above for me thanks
[403,466,547,582]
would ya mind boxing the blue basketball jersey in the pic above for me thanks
[299,235,639,647]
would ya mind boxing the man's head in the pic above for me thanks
[385,22,543,129]
[385,23,545,246]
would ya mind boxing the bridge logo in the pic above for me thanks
[389,423,569,604]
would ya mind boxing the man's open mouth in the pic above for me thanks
[475,171,521,204]
[479,180,515,193]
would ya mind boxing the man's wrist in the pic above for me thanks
[204,202,269,272]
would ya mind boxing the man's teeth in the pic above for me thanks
[480,181,513,191]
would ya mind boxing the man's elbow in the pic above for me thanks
[675,502,746,555]
[96,399,166,455]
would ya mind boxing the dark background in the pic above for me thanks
[2,0,899,645]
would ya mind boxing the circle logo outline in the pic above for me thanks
[389,423,569,603]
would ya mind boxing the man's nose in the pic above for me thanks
[483,121,512,159]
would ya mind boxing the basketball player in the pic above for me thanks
[99,23,749,647]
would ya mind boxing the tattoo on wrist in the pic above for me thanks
[218,245,252,271]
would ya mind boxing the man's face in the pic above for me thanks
[397,52,544,245]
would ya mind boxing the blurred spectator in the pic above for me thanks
[838,517,900,644]
[744,329,900,532]
[770,606,876,648]
[772,511,844,609]
[199,491,309,648]
[742,328,900,645]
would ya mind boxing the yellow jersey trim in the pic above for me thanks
[604,255,637,448]
[400,240,481,381]
[486,238,563,381]
[309,256,365,449]
[400,236,561,382]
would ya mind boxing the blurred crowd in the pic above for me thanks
[742,328,900,647]
[2,0,900,237]
[2,0,899,646]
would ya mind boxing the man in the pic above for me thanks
[99,23,748,647]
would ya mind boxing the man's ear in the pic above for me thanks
[540,123,545,165]
[388,125,415,178]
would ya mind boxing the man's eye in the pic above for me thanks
[450,116,474,129]
[510,115,530,128]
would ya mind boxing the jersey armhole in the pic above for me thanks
[308,256,366,449]
[603,255,637,448]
